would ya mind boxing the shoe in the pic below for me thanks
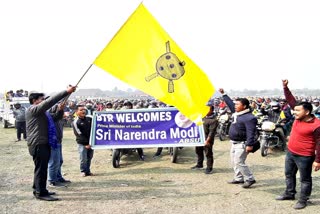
[204,168,213,174]
[15,139,21,142]
[191,165,203,170]
[139,155,145,161]
[35,195,59,201]
[275,194,295,200]
[58,178,71,184]
[227,179,244,184]
[85,172,94,176]
[49,182,67,187]
[34,191,56,196]
[293,200,307,209]
[242,180,256,188]
[81,172,87,177]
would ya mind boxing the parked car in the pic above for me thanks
[1,97,30,128]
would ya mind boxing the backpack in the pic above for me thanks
[250,127,261,153]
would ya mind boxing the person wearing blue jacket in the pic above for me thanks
[48,102,71,187]
[219,88,257,188]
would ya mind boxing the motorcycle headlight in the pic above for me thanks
[261,121,276,131]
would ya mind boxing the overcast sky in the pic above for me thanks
[1,0,319,94]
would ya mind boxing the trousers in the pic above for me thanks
[29,144,51,196]
[284,151,314,201]
[230,142,254,182]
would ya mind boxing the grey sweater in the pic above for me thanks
[13,107,26,122]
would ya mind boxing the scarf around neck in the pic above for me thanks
[232,108,250,124]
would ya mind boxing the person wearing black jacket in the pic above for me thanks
[191,101,218,174]
[219,88,257,188]
[72,105,94,177]
[26,85,76,201]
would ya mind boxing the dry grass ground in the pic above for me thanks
[0,127,319,214]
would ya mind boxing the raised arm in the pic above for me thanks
[218,88,235,113]
[282,79,296,109]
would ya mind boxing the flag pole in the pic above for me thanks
[75,64,93,87]
[62,64,93,105]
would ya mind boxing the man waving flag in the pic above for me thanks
[94,3,215,123]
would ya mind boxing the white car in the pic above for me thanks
[1,97,30,128]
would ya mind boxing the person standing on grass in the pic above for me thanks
[191,101,218,174]
[275,79,320,210]
[13,102,27,142]
[47,101,72,187]
[72,105,94,177]
[26,85,76,201]
[219,88,257,189]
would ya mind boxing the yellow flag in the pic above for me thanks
[94,3,215,122]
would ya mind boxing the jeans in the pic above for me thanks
[284,151,315,201]
[78,144,94,174]
[29,144,51,196]
[16,121,26,140]
[48,143,63,182]
[195,141,214,169]
[230,142,255,182]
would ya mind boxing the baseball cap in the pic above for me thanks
[29,90,45,100]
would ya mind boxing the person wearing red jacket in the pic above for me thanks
[276,79,320,210]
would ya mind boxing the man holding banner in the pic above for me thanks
[191,101,218,174]
[72,105,94,177]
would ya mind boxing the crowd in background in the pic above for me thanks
[5,89,29,101]
[59,95,320,121]
[4,88,320,118]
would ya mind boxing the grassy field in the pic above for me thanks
[0,126,319,214]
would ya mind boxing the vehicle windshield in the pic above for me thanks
[20,103,31,109]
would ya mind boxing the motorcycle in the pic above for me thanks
[216,114,231,141]
[258,119,286,157]
[169,147,182,163]
[112,149,125,168]
[112,148,144,168]
[62,111,74,127]
[153,147,181,163]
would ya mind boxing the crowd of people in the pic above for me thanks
[5,89,29,101]
[11,79,319,210]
